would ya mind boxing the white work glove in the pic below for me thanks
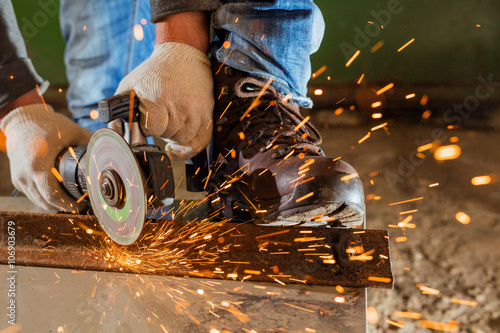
[112,42,214,160]
[1,104,92,212]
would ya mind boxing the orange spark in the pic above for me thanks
[358,132,371,144]
[341,173,359,182]
[51,167,63,182]
[371,40,384,53]
[471,175,491,185]
[239,77,273,121]
[389,197,424,206]
[368,276,392,283]
[311,65,327,79]
[376,83,394,95]
[398,38,415,52]
[357,74,365,84]
[367,307,379,324]
[450,298,477,306]
[295,192,314,203]
[294,115,311,131]
[284,303,315,313]
[455,212,470,224]
[420,94,429,105]
[393,311,422,319]
[346,50,360,67]
[371,122,388,131]
[386,320,405,328]
[133,24,144,41]
[418,320,459,332]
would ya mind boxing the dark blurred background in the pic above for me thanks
[11,0,500,122]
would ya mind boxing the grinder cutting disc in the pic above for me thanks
[86,128,146,245]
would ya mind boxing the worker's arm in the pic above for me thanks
[112,7,215,160]
[149,0,221,24]
[0,1,92,211]
[0,0,48,115]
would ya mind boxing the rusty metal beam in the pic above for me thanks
[0,210,393,288]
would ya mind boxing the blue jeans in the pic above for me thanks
[212,0,325,108]
[60,0,155,132]
[60,0,324,131]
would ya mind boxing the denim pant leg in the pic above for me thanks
[211,0,325,108]
[59,0,155,132]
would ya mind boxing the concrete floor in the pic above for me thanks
[1,107,499,332]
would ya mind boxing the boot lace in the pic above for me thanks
[217,77,323,158]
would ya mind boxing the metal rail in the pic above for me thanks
[0,210,393,288]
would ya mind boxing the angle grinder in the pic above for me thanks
[55,92,176,245]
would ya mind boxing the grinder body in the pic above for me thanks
[56,92,177,244]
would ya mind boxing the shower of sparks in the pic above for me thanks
[398,38,415,52]
[346,50,360,67]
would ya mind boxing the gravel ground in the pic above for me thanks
[313,111,500,333]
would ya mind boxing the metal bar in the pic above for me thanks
[0,210,393,288]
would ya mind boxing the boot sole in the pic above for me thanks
[254,201,365,228]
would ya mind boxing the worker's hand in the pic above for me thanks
[1,104,92,212]
[111,42,214,160]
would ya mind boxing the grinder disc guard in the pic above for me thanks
[86,128,146,245]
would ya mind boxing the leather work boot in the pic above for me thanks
[208,60,365,227]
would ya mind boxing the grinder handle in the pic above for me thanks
[98,91,147,147]
[98,91,140,123]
